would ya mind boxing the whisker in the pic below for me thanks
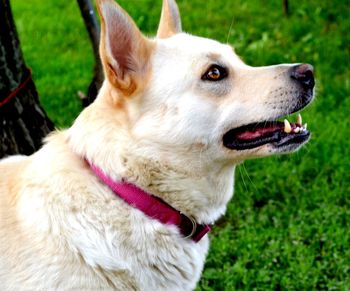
[242,163,258,193]
[226,15,235,44]
[238,164,248,193]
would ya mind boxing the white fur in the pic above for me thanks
[0,0,312,290]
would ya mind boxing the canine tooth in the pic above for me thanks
[297,114,302,125]
[304,123,308,130]
[284,119,292,133]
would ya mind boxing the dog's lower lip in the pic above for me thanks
[273,130,310,148]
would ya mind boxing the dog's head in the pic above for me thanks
[95,0,314,166]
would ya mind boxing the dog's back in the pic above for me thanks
[0,156,28,252]
[0,141,78,289]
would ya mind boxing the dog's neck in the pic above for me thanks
[111,154,235,224]
[68,88,235,224]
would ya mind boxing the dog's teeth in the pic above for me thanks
[284,119,292,133]
[304,123,308,130]
[294,127,300,133]
[297,114,302,125]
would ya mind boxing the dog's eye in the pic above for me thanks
[202,65,228,81]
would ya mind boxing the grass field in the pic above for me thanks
[11,0,350,289]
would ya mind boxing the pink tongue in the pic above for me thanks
[236,124,283,140]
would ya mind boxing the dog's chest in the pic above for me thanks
[89,228,209,290]
[136,237,209,290]
[68,203,210,290]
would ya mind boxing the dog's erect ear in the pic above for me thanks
[97,0,153,96]
[157,0,182,39]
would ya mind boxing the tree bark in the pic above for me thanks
[0,0,54,158]
[283,0,289,16]
[77,0,104,107]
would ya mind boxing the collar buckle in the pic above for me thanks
[181,214,197,239]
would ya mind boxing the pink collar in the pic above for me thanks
[87,161,211,243]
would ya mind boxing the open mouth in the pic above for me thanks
[223,114,310,150]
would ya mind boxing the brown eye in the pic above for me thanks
[202,65,228,81]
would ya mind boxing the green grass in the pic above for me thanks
[12,0,350,289]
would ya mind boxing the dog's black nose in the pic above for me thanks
[290,64,315,90]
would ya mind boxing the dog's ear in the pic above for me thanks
[157,0,182,39]
[97,0,153,96]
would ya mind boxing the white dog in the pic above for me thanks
[0,0,314,290]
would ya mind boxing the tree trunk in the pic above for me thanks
[0,0,54,159]
[283,0,289,16]
[77,0,104,107]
